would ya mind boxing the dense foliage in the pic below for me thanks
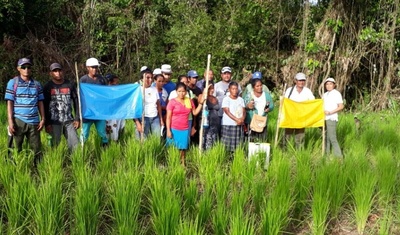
[1,0,399,109]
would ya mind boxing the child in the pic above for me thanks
[221,82,246,153]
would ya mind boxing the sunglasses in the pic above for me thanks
[90,66,99,69]
[20,65,32,70]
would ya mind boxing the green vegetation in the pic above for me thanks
[0,106,400,234]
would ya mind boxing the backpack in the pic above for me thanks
[12,76,40,98]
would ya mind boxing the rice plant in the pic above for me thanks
[109,168,143,235]
[178,217,205,235]
[2,168,34,234]
[148,170,181,235]
[31,151,66,235]
[374,147,398,206]
[311,159,331,235]
[261,156,294,235]
[72,151,101,235]
[351,161,377,234]
[293,151,313,220]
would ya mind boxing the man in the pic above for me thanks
[187,70,202,99]
[161,64,175,95]
[5,58,45,162]
[43,63,80,151]
[196,69,214,92]
[214,66,241,117]
[283,72,315,149]
[79,57,109,147]
[241,71,271,99]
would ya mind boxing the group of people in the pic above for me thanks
[5,56,344,166]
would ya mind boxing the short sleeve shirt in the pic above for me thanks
[284,86,315,102]
[323,89,343,121]
[222,96,245,126]
[5,77,44,124]
[167,98,195,130]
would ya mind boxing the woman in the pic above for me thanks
[198,83,220,150]
[244,79,274,142]
[166,82,204,166]
[134,69,164,139]
[154,74,168,123]
[323,77,344,157]
[221,82,246,153]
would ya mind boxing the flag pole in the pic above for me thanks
[75,62,84,151]
[274,83,287,148]
[141,73,146,142]
[322,120,325,155]
[199,54,211,153]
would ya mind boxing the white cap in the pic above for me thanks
[325,77,336,83]
[140,66,148,72]
[295,72,306,80]
[86,57,100,67]
[153,68,162,75]
[221,66,232,73]
[161,64,172,74]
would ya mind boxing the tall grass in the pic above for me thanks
[293,151,313,220]
[374,147,398,206]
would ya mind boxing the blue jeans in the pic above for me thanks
[135,116,161,139]
[82,120,108,144]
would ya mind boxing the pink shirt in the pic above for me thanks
[167,98,195,130]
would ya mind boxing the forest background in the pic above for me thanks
[0,0,399,111]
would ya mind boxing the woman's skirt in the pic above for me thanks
[166,128,190,150]
[221,125,244,152]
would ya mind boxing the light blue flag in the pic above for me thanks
[80,83,142,120]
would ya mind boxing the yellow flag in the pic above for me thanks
[279,98,324,128]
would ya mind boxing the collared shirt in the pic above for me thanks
[5,76,44,124]
[323,89,343,121]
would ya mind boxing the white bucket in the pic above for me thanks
[248,142,270,169]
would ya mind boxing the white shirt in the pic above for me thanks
[222,96,245,126]
[214,81,242,116]
[143,86,159,117]
[323,89,343,121]
[284,86,315,102]
[252,91,267,115]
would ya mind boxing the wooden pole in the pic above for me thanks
[322,120,325,156]
[198,54,211,153]
[274,83,287,148]
[75,62,84,151]
[141,72,146,142]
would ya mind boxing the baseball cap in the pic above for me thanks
[221,66,232,73]
[187,70,199,78]
[17,58,33,66]
[295,72,306,81]
[252,71,262,79]
[161,64,172,74]
[50,63,62,71]
[325,77,336,83]
[86,57,100,67]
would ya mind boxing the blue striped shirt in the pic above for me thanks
[5,77,44,124]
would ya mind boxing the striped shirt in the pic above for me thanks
[5,77,44,124]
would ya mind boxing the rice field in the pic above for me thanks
[0,104,400,235]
